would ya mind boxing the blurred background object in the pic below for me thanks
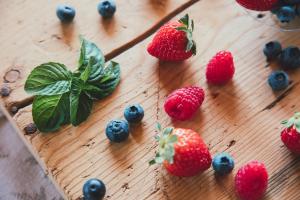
[0,109,62,200]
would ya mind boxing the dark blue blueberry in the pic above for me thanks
[97,0,116,18]
[212,153,234,175]
[56,4,76,23]
[279,46,300,69]
[283,0,300,4]
[83,179,106,200]
[276,6,296,23]
[263,41,282,61]
[124,104,144,123]
[268,71,289,91]
[106,119,129,142]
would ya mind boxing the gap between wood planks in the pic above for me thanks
[7,0,200,116]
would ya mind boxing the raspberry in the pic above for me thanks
[206,51,235,85]
[164,86,205,121]
[235,161,268,200]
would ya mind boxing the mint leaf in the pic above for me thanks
[25,62,72,96]
[84,61,120,100]
[32,93,70,132]
[70,78,93,126]
[80,57,95,82]
[78,37,105,82]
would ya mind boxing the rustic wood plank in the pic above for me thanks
[7,0,300,199]
[0,0,197,112]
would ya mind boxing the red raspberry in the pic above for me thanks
[164,86,205,121]
[236,0,278,11]
[206,51,235,85]
[235,161,268,200]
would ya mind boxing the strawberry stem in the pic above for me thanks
[176,14,197,55]
[149,123,178,165]
[282,112,300,133]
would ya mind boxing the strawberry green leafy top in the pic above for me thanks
[282,112,300,133]
[176,14,197,55]
[149,123,178,165]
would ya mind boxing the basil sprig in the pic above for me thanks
[24,37,121,132]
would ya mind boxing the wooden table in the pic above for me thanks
[1,0,300,199]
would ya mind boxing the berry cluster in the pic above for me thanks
[271,0,300,23]
[262,41,300,91]
[106,104,144,143]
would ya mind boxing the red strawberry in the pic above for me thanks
[206,51,235,85]
[236,0,278,11]
[147,14,196,61]
[281,112,300,154]
[235,161,268,200]
[150,125,211,177]
[164,86,205,121]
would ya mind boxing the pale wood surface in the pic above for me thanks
[3,0,300,199]
[0,0,196,111]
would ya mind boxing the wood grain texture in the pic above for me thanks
[0,0,197,112]
[5,0,300,199]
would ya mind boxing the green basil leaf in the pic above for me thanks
[80,57,95,82]
[70,78,93,126]
[25,62,72,96]
[78,37,105,82]
[32,93,70,132]
[84,61,120,100]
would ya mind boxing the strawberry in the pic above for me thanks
[236,0,279,11]
[164,86,205,121]
[206,51,235,85]
[147,14,196,61]
[281,112,300,154]
[150,124,212,177]
[235,161,268,200]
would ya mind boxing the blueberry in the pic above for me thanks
[124,104,144,123]
[106,120,129,142]
[83,179,106,200]
[24,123,37,135]
[0,85,11,97]
[212,153,234,175]
[56,4,76,23]
[276,6,296,23]
[268,71,289,91]
[263,41,282,61]
[279,46,300,69]
[97,0,116,18]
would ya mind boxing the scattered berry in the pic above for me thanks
[106,119,129,143]
[236,0,279,11]
[276,6,296,23]
[124,104,144,123]
[150,125,212,177]
[281,112,300,154]
[212,152,235,175]
[24,123,37,135]
[56,4,76,23]
[147,14,196,61]
[235,161,268,200]
[268,71,289,91]
[206,51,235,85]
[0,85,11,97]
[263,41,282,61]
[164,86,205,121]
[97,0,116,18]
[83,178,106,200]
[11,106,18,114]
[279,46,300,69]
